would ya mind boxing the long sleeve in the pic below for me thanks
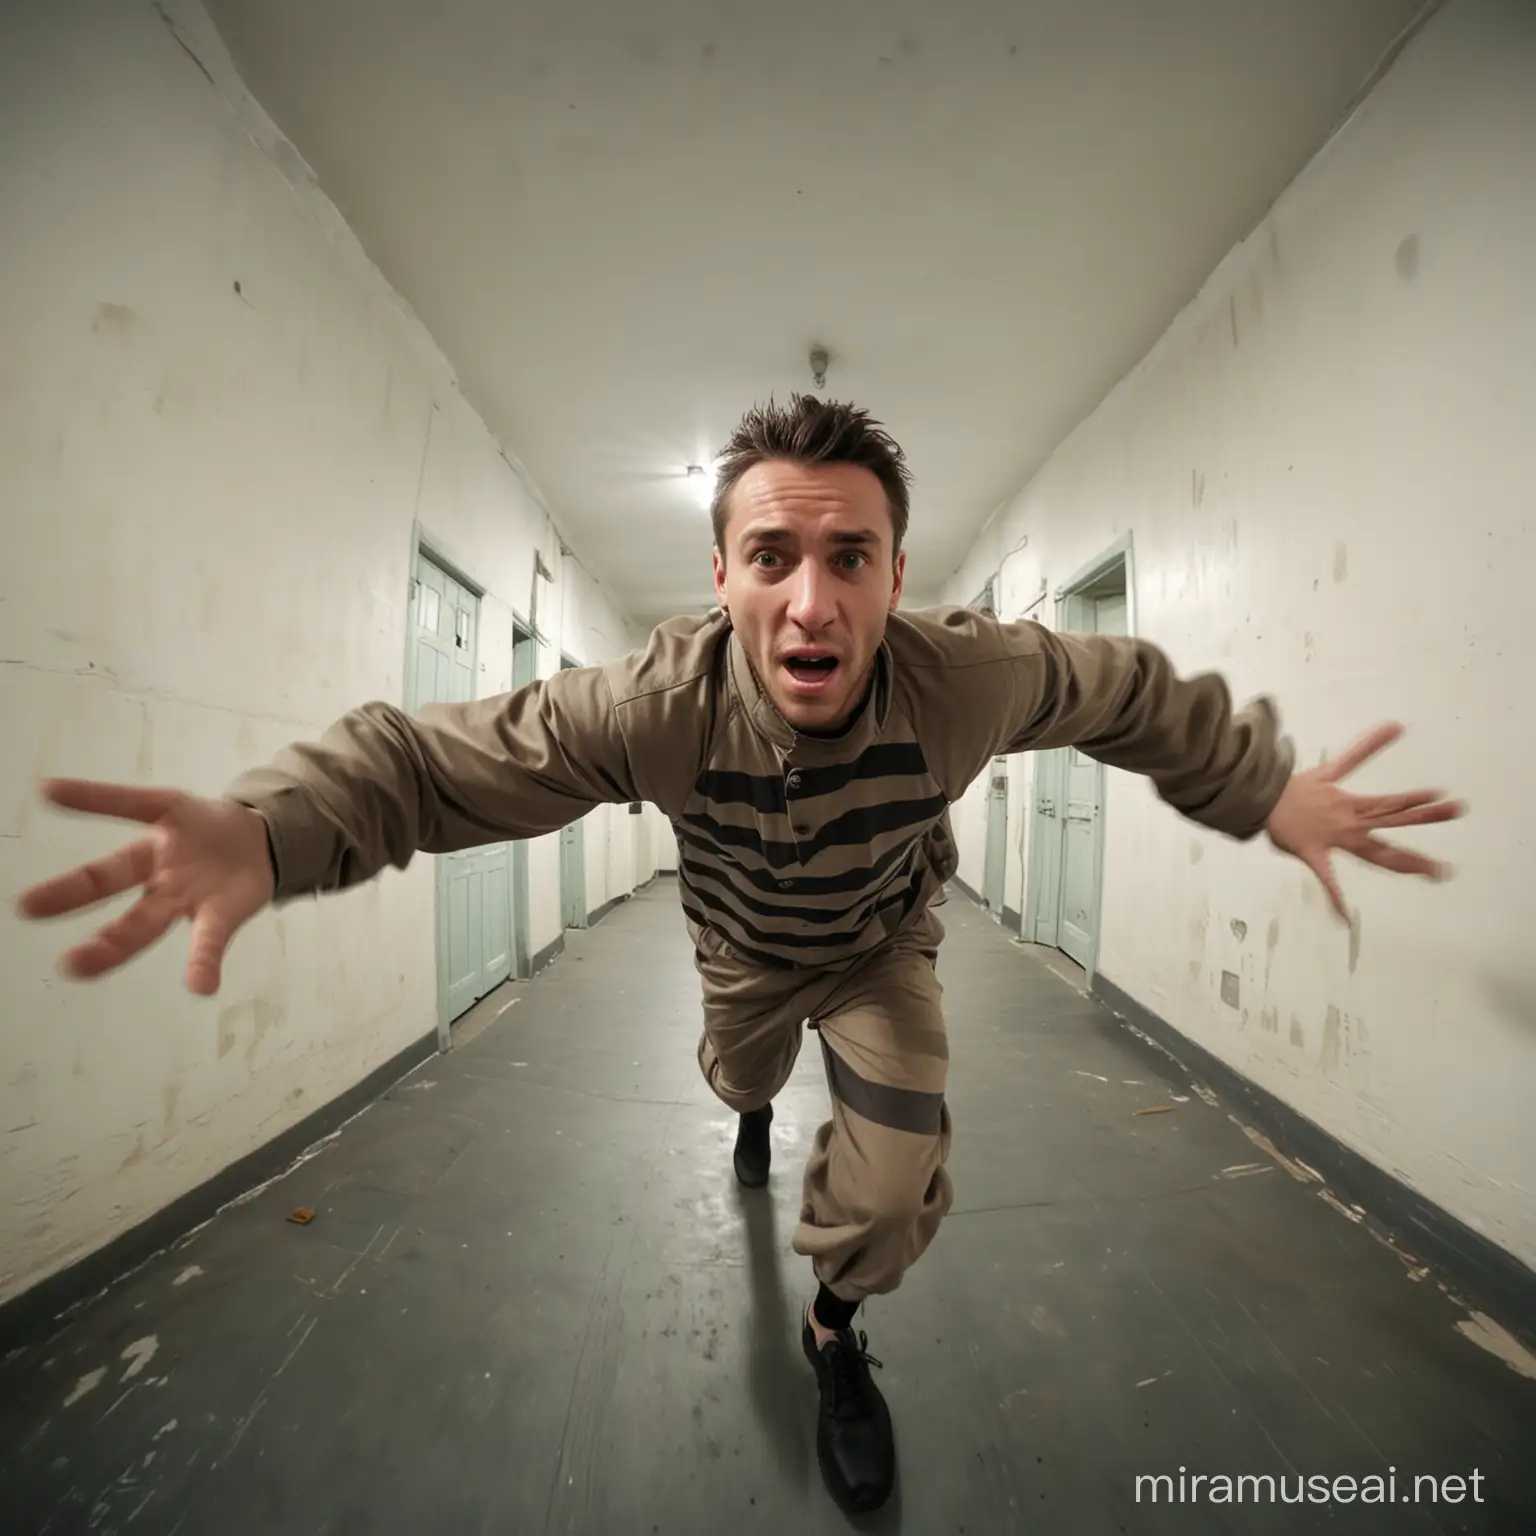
[891,608,1294,842]
[1001,626,1294,839]
[224,664,638,901]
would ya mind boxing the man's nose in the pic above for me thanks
[786,563,836,630]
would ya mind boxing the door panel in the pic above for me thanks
[411,548,510,1029]
[1029,746,1065,946]
[1054,579,1130,969]
[982,757,1008,914]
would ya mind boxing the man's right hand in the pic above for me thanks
[16,780,276,996]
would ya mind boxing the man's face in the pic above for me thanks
[712,459,905,734]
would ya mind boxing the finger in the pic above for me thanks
[1323,723,1404,782]
[41,779,184,825]
[1364,799,1466,830]
[1352,835,1450,880]
[1305,850,1350,922]
[60,894,181,979]
[1357,789,1444,818]
[187,905,239,996]
[17,839,155,919]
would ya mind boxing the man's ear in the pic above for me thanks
[889,549,906,611]
[712,547,728,610]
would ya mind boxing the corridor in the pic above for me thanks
[3,882,1531,1535]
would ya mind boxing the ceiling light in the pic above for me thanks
[686,463,715,512]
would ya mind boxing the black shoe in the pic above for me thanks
[733,1103,772,1187]
[802,1307,895,1514]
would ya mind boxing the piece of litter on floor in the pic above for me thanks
[1408,1267,1430,1282]
[1222,1163,1263,1174]
[1136,1377,1159,1388]
[1135,1106,1176,1116]
[1073,1071,1110,1082]
[1191,1084,1220,1108]
[1121,1080,1145,1086]
[286,1208,316,1225]
[1171,1094,1190,1103]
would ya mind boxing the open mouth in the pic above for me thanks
[781,652,841,693]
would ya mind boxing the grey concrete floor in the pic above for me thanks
[3,880,1534,1535]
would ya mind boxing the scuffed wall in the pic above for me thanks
[944,0,1535,1267]
[0,0,648,1306]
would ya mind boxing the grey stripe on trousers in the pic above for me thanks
[819,1034,946,1136]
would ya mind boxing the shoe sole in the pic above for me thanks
[733,1154,769,1188]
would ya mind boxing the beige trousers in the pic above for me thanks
[692,908,953,1302]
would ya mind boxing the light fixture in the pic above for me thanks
[686,463,715,512]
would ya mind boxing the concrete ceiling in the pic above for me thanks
[206,0,1425,625]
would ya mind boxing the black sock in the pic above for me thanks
[813,1283,859,1334]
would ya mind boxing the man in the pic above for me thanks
[18,396,1460,1515]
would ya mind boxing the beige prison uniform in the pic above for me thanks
[228,607,1292,1300]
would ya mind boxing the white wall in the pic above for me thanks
[0,0,648,1306]
[944,0,1535,1269]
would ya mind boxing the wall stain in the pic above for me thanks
[91,302,136,336]
[1333,542,1349,583]
[1260,1006,1279,1034]
[1395,233,1420,281]
[1321,1005,1343,1072]
[1289,1015,1305,1048]
[1192,469,1206,508]
[1188,960,1203,986]
[1348,910,1362,974]
[1230,919,1248,942]
[1265,917,1281,991]
[1229,296,1239,348]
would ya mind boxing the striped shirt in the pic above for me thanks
[231,606,1293,970]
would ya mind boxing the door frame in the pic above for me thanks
[1023,532,1137,986]
[406,522,487,1052]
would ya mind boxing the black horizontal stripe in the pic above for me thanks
[680,794,946,871]
[694,741,932,811]
[682,872,920,953]
[680,855,895,925]
[674,824,917,896]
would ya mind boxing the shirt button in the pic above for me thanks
[778,880,794,890]
[786,772,802,792]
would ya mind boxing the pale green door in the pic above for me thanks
[409,550,511,1038]
[1028,746,1064,947]
[982,756,1008,916]
[1056,591,1128,968]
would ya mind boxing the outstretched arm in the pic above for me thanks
[17,665,638,993]
[984,623,1463,920]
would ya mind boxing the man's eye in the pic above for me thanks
[752,551,781,568]
[837,552,868,570]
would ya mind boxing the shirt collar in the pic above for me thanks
[727,625,892,764]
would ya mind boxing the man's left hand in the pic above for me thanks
[1265,722,1465,922]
